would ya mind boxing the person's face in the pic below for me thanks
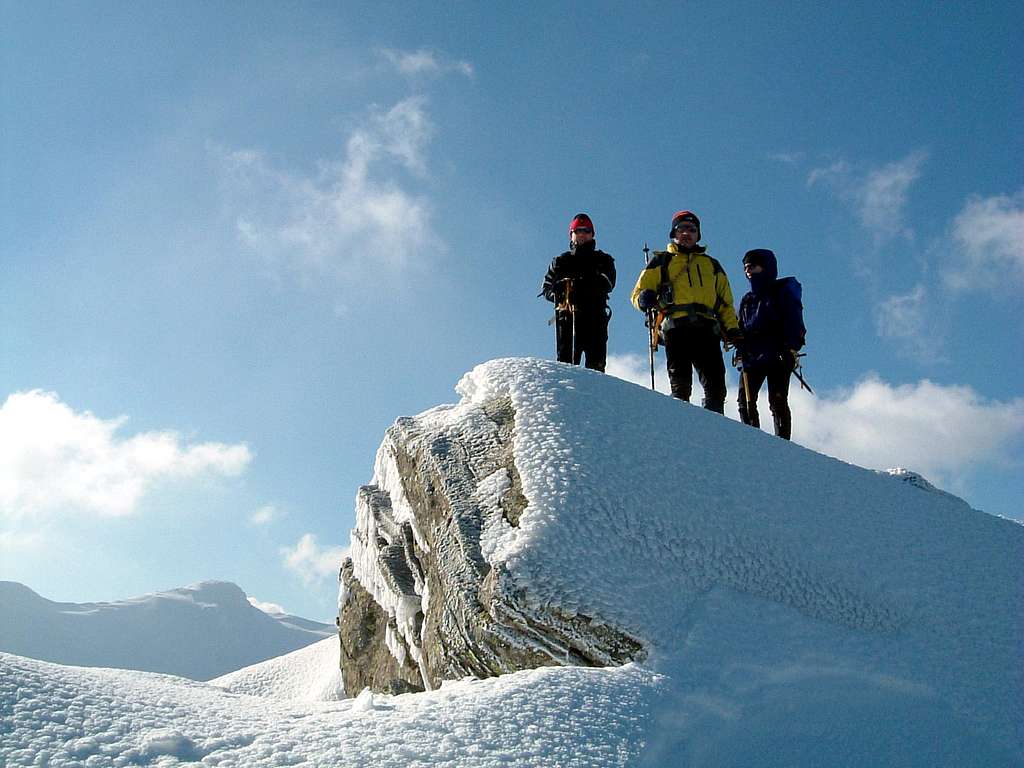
[743,262,764,278]
[673,222,699,248]
[571,227,594,246]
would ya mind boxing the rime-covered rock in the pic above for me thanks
[338,388,643,694]
[334,358,1022,762]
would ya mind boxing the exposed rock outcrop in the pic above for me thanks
[329,357,1023,760]
[338,393,644,695]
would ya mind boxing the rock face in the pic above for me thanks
[338,393,644,695]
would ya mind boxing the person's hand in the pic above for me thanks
[638,289,658,310]
[784,349,800,370]
[726,328,745,348]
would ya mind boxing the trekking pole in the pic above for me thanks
[731,351,756,424]
[554,278,576,364]
[741,368,756,415]
[792,353,814,394]
[643,243,657,390]
[567,279,576,364]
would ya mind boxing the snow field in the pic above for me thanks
[1,651,657,767]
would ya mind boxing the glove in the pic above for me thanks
[726,328,745,347]
[637,289,658,310]
[783,349,800,370]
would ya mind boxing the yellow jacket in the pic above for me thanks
[631,243,739,334]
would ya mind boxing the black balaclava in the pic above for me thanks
[743,248,778,295]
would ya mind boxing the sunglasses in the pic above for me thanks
[673,223,698,233]
[572,227,594,234]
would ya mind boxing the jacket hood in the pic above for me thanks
[746,249,778,294]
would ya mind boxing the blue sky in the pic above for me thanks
[2,1,1022,620]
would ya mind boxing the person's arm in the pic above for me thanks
[715,271,740,334]
[540,258,562,302]
[601,253,616,293]
[631,260,660,310]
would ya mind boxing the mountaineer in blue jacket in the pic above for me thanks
[735,249,806,440]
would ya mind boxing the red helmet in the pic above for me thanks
[670,210,701,240]
[568,213,595,235]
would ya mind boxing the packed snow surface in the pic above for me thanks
[211,637,346,702]
[2,652,654,767]
[3,358,1021,766]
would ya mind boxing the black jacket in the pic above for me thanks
[541,241,616,311]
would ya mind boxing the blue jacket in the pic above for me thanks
[738,251,805,370]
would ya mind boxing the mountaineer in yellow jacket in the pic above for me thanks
[631,210,742,413]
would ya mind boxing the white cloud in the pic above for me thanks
[768,151,805,164]
[874,284,946,363]
[344,97,433,177]
[806,159,851,187]
[606,353,671,395]
[792,376,1024,488]
[945,190,1024,291]
[0,390,251,521]
[611,355,1022,494]
[247,596,287,616]
[0,528,46,555]
[249,504,281,527]
[808,151,927,241]
[215,96,440,284]
[378,48,474,79]
[282,533,349,585]
[857,152,927,237]
[608,353,753,412]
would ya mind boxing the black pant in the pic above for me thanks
[737,360,792,439]
[555,308,609,372]
[663,325,726,412]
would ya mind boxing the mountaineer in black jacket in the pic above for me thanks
[541,213,616,372]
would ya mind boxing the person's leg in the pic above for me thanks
[555,311,574,364]
[738,367,767,428]
[579,310,609,372]
[663,327,694,401]
[766,361,793,439]
[693,331,727,413]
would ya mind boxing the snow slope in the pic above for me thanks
[2,651,655,767]
[0,580,333,681]
[211,637,346,702]
[2,358,1021,766]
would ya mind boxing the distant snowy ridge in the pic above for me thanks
[880,466,973,505]
[0,580,333,681]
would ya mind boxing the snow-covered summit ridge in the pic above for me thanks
[445,358,1016,638]
[347,356,1022,753]
[0,580,333,681]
